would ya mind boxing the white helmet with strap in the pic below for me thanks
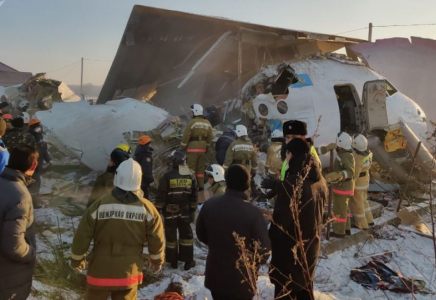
[271,129,283,139]
[235,125,248,137]
[20,112,30,124]
[19,100,30,109]
[336,132,352,151]
[205,164,225,182]
[190,104,204,116]
[114,158,142,191]
[353,134,368,152]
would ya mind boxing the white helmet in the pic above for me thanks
[19,100,30,109]
[336,132,352,151]
[353,134,368,152]
[20,112,30,124]
[114,158,142,191]
[271,129,283,139]
[190,104,204,116]
[205,164,225,182]
[235,125,248,137]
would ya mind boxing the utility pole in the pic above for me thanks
[368,23,373,42]
[80,57,84,98]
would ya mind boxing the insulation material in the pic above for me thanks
[36,99,169,171]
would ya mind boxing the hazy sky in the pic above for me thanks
[1,0,435,86]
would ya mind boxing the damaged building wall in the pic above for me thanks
[350,37,436,122]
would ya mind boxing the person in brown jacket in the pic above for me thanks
[87,147,130,207]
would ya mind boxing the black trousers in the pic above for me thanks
[164,216,194,264]
[211,291,252,300]
[273,282,313,300]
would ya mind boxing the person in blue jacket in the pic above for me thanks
[0,119,10,174]
[133,135,154,198]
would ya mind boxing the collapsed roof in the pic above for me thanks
[0,61,32,87]
[98,5,365,116]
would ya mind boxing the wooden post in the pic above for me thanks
[368,23,373,42]
[396,142,422,212]
[326,149,335,240]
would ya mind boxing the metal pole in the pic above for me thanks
[80,57,84,98]
[326,149,335,240]
[368,23,373,42]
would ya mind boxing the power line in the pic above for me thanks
[337,27,368,35]
[337,22,436,35]
[45,60,81,74]
[83,58,113,62]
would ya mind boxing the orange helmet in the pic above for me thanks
[138,135,151,145]
[2,114,13,121]
[28,118,41,126]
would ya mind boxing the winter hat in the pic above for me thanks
[0,119,6,137]
[286,137,310,158]
[11,117,24,128]
[283,120,307,136]
[110,148,130,167]
[225,164,250,192]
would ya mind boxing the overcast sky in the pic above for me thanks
[1,0,435,86]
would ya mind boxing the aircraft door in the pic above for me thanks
[363,80,388,131]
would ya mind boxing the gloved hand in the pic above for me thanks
[261,177,277,190]
[71,258,86,272]
[325,172,343,184]
[190,211,196,223]
[149,260,162,274]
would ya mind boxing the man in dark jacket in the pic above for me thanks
[0,119,9,174]
[0,145,39,300]
[196,164,271,300]
[264,138,327,300]
[133,135,154,198]
[215,128,236,166]
[27,118,52,197]
[155,150,198,270]
[87,147,130,207]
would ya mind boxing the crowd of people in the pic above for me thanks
[0,101,375,300]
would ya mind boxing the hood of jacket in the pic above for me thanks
[111,187,143,204]
[0,167,35,187]
[135,144,154,156]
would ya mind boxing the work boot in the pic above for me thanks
[184,260,196,271]
[345,230,351,236]
[330,232,345,239]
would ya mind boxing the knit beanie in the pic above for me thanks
[286,138,310,158]
[11,117,24,128]
[225,164,250,192]
[0,119,6,137]
[110,148,130,166]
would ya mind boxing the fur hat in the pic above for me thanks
[225,164,250,192]
[283,120,307,136]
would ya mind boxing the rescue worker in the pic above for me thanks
[87,147,130,207]
[322,132,355,238]
[223,125,258,176]
[20,112,30,130]
[3,117,37,150]
[18,100,30,114]
[351,134,374,228]
[71,159,165,300]
[265,129,284,178]
[180,104,213,190]
[117,143,133,155]
[27,118,52,198]
[2,114,13,131]
[133,135,154,198]
[205,164,226,196]
[215,126,236,165]
[155,150,198,270]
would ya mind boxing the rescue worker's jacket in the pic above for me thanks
[209,181,226,196]
[353,150,372,192]
[265,142,283,176]
[181,116,213,152]
[71,188,165,290]
[155,166,198,218]
[223,136,258,174]
[331,149,355,196]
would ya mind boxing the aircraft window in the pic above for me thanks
[385,80,398,96]
[258,104,269,117]
[277,101,288,114]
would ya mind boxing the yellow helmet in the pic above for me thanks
[117,143,132,154]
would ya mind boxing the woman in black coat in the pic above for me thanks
[268,138,327,300]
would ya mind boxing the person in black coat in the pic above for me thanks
[133,135,154,198]
[267,138,327,300]
[196,164,271,300]
[215,129,236,165]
